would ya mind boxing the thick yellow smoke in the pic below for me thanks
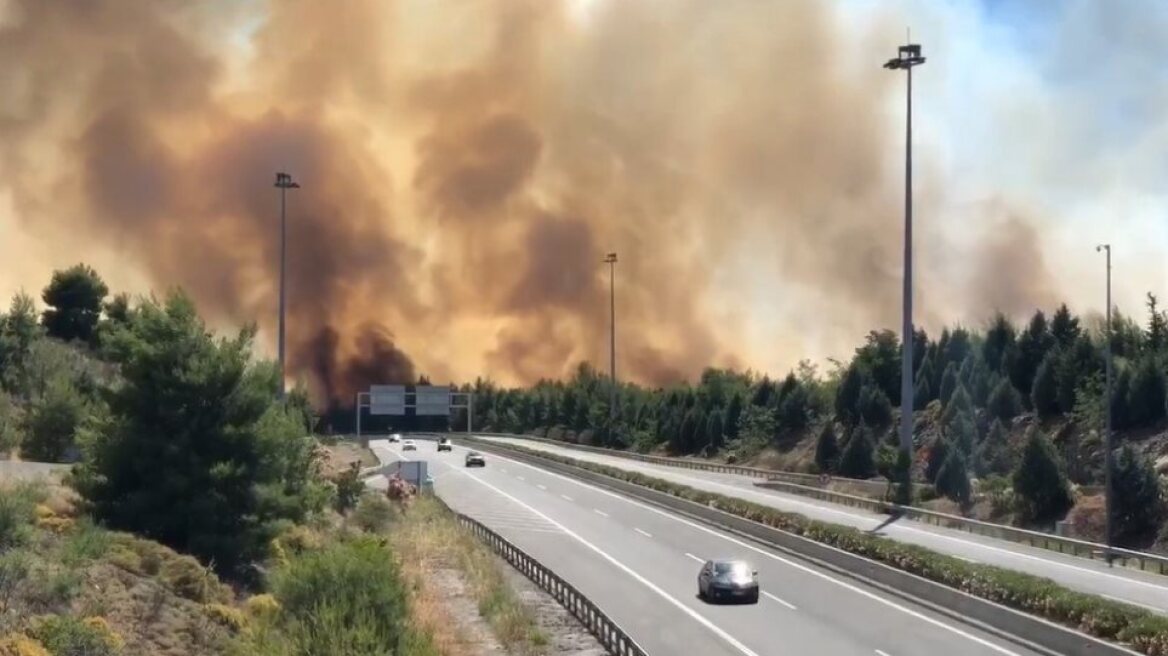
[0,0,1056,405]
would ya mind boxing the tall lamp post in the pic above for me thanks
[604,252,618,426]
[275,172,300,401]
[1097,243,1114,561]
[884,43,926,458]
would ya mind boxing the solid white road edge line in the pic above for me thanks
[445,460,763,656]
[502,439,1168,595]
[482,444,1026,656]
[762,591,797,610]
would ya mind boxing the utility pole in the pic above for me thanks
[274,172,300,401]
[1097,243,1114,563]
[604,253,618,426]
[884,43,926,458]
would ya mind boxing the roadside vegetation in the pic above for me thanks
[463,300,1168,550]
[0,262,586,655]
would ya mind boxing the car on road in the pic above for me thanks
[388,433,401,443]
[465,451,485,467]
[697,559,759,603]
[437,438,453,452]
[402,439,416,451]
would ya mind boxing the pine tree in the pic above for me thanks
[942,383,973,429]
[706,409,725,450]
[987,378,1022,422]
[935,450,972,509]
[947,412,978,457]
[858,384,893,429]
[939,363,959,406]
[1031,350,1060,418]
[913,376,931,411]
[837,425,876,479]
[1126,356,1167,428]
[975,419,1012,477]
[776,380,810,430]
[1051,303,1081,348]
[1056,335,1101,414]
[725,392,744,439]
[925,436,951,484]
[835,365,865,427]
[1012,310,1054,405]
[1148,293,1168,353]
[1012,429,1073,525]
[1111,445,1166,547]
[983,313,1017,374]
[814,423,841,474]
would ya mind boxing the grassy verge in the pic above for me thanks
[477,439,1168,654]
[355,492,549,654]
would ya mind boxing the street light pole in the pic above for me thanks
[884,43,926,457]
[1097,243,1114,562]
[604,253,618,426]
[274,172,300,401]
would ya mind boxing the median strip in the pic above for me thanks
[470,438,1168,655]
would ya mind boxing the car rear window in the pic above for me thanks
[713,562,749,576]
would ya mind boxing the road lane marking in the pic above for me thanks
[517,476,525,481]
[483,447,1029,655]
[537,484,547,490]
[561,494,574,502]
[443,459,762,656]
[499,468,507,473]
[594,509,609,517]
[685,553,704,563]
[494,438,1168,596]
[875,650,892,656]
[762,591,796,610]
[635,528,653,538]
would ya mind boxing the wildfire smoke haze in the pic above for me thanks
[3,0,1146,406]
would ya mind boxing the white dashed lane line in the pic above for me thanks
[561,494,574,502]
[635,528,653,538]
[685,553,705,564]
[594,509,609,517]
[763,591,797,610]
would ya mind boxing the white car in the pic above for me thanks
[388,433,401,443]
[402,439,416,451]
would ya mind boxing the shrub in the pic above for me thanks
[0,483,44,549]
[333,462,365,515]
[352,495,396,534]
[0,634,49,656]
[837,426,876,479]
[204,603,248,631]
[813,424,840,474]
[30,615,119,656]
[1012,429,1073,526]
[244,593,281,618]
[159,555,231,604]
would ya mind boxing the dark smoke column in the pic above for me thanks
[274,172,300,400]
[884,43,925,457]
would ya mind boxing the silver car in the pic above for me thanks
[697,559,759,603]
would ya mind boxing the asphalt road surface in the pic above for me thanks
[369,438,1049,656]
[478,435,1168,614]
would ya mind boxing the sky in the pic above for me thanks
[0,0,1164,400]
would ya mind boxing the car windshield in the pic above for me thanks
[713,562,751,578]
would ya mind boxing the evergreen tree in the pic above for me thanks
[939,363,959,405]
[677,408,699,453]
[814,423,841,474]
[1111,445,1166,547]
[943,328,973,374]
[41,263,109,344]
[1056,335,1101,414]
[1012,429,1073,525]
[725,392,744,439]
[925,436,950,484]
[853,330,901,405]
[835,364,864,427]
[987,378,1022,423]
[706,409,725,450]
[971,365,995,408]
[1126,356,1167,428]
[837,425,876,479]
[935,450,972,509]
[947,412,978,457]
[776,380,810,430]
[976,419,1012,477]
[1110,366,1133,431]
[913,376,931,411]
[983,313,1017,374]
[1051,303,1081,348]
[942,384,973,429]
[858,384,893,429]
[1031,350,1061,418]
[1011,310,1054,405]
[1148,293,1168,353]
[751,377,776,407]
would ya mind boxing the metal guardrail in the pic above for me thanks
[468,432,1168,577]
[456,512,647,656]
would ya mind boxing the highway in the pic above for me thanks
[369,437,1048,656]
[478,435,1168,614]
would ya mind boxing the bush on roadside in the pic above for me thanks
[30,615,120,656]
[484,440,1168,653]
[0,634,49,656]
[352,495,396,534]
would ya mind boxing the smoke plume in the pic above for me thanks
[0,0,1068,405]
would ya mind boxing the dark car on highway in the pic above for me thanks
[464,451,485,467]
[437,438,453,452]
[698,559,759,603]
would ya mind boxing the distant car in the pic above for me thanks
[388,434,401,443]
[402,439,416,451]
[465,451,485,467]
[697,559,759,603]
[437,438,453,452]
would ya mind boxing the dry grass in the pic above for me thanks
[320,441,378,478]
[375,494,548,655]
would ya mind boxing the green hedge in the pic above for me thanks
[484,440,1168,655]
